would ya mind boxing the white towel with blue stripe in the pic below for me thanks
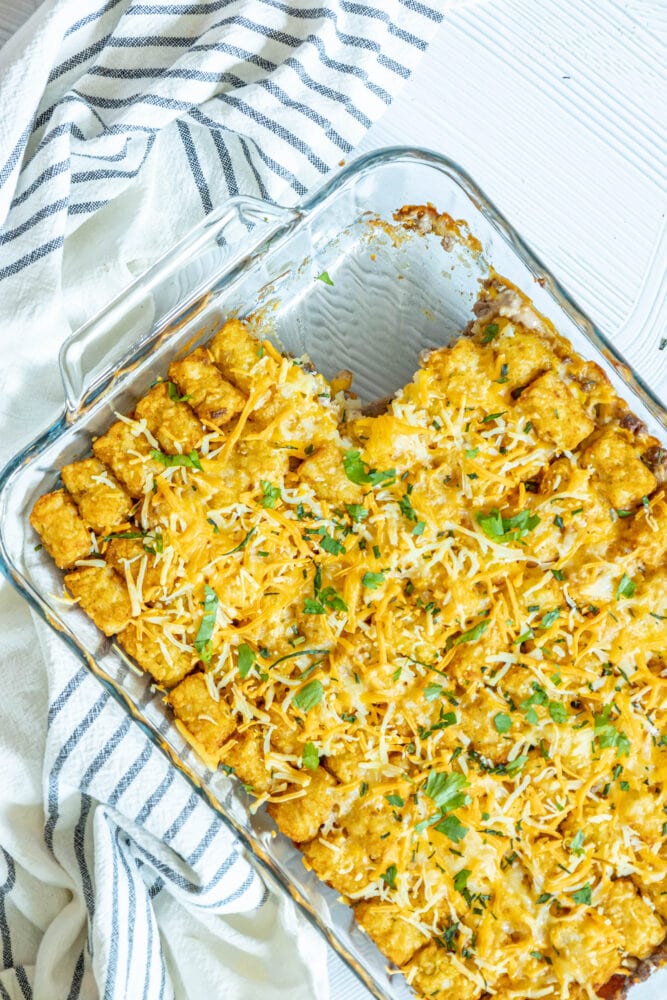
[0,1,461,997]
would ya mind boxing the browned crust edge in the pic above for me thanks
[596,938,667,999]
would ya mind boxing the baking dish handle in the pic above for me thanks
[59,196,300,419]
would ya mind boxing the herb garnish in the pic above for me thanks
[260,480,281,508]
[398,486,418,522]
[304,585,347,615]
[418,707,457,740]
[194,585,219,664]
[103,530,146,541]
[237,643,256,679]
[446,619,489,650]
[220,527,256,556]
[454,868,471,892]
[381,864,397,889]
[315,528,346,556]
[594,706,630,757]
[424,683,443,702]
[345,503,368,522]
[293,679,324,713]
[343,449,395,488]
[302,742,320,770]
[615,573,636,600]
[167,381,190,402]
[481,322,499,344]
[494,712,512,734]
[150,448,202,471]
[423,771,468,811]
[476,507,540,544]
[435,815,468,843]
[571,884,592,905]
[541,608,560,629]
[548,701,568,724]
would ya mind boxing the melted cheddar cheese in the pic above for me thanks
[32,281,667,1000]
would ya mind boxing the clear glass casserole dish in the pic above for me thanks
[1,147,665,1000]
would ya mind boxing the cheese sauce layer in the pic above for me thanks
[32,280,667,1000]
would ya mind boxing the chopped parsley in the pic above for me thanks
[437,921,460,952]
[521,683,548,715]
[423,771,469,814]
[446,619,489,650]
[571,884,592,906]
[293,679,324,713]
[144,528,164,556]
[594,706,631,757]
[302,742,320,770]
[237,643,256,679]
[481,322,499,344]
[453,868,471,892]
[150,448,202,471]
[362,571,385,590]
[386,794,404,808]
[303,597,326,615]
[268,648,329,670]
[103,530,146,542]
[315,528,346,556]
[345,503,368,522]
[342,449,395,488]
[194,585,218,664]
[494,712,512,734]
[381,864,398,889]
[167,381,190,402]
[424,683,443,702]
[615,573,636,600]
[260,480,281,508]
[418,708,457,739]
[398,486,418,522]
[316,270,334,286]
[540,608,560,629]
[506,755,528,776]
[304,584,347,615]
[476,507,540,544]
[548,701,568,724]
[434,814,468,843]
[220,527,256,556]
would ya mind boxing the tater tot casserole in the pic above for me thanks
[31,259,667,1000]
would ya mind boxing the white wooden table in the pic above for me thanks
[1,2,664,998]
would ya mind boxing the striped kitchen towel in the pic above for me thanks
[0,2,459,999]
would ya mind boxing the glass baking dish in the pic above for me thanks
[1,147,665,1000]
